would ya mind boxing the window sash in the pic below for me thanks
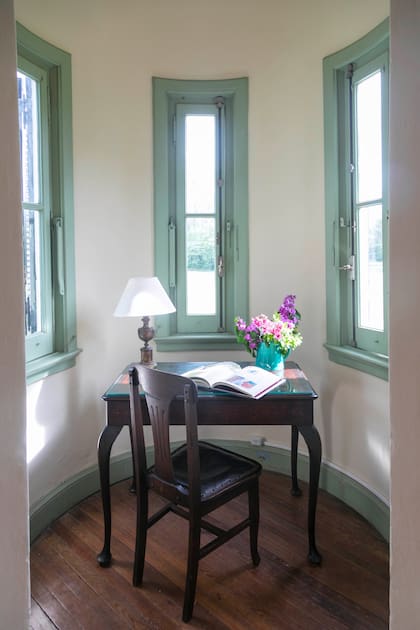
[351,54,388,355]
[323,19,389,379]
[153,77,249,348]
[17,22,79,383]
[175,103,221,333]
[18,57,54,361]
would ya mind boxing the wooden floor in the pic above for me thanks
[29,471,389,629]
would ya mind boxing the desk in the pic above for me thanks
[97,361,322,567]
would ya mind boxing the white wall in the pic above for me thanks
[0,1,30,626]
[13,0,390,513]
[389,1,420,627]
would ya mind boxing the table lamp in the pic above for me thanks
[114,276,176,366]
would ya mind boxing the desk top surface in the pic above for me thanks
[103,361,318,401]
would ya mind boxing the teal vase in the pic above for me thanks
[255,343,289,372]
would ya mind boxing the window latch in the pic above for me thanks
[217,256,224,278]
[338,255,355,280]
[340,217,356,230]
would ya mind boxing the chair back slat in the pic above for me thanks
[131,365,200,491]
[147,400,174,481]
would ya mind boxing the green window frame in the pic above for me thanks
[17,23,80,383]
[323,19,389,380]
[153,77,249,351]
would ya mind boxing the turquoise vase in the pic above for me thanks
[255,344,289,372]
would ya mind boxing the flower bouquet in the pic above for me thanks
[234,295,302,370]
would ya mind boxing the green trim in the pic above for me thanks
[324,343,388,380]
[26,348,82,384]
[17,23,80,383]
[29,452,134,543]
[323,19,389,380]
[156,332,241,352]
[29,440,389,544]
[153,77,249,346]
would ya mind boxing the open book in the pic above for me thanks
[182,362,285,399]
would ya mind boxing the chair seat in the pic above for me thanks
[149,440,262,501]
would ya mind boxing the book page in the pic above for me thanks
[182,362,241,387]
[214,365,284,399]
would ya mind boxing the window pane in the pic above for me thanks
[358,203,384,331]
[17,71,40,204]
[186,217,216,315]
[185,115,215,214]
[355,70,382,203]
[23,209,42,335]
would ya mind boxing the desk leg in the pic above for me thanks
[290,426,302,496]
[96,425,123,567]
[298,425,322,566]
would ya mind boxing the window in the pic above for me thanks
[153,78,248,351]
[323,20,389,380]
[17,23,79,383]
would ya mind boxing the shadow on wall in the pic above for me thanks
[319,362,390,494]
[26,365,102,505]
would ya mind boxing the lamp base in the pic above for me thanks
[140,345,156,367]
[138,316,156,367]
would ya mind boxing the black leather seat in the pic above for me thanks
[128,365,262,622]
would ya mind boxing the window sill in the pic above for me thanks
[324,343,388,381]
[156,333,241,352]
[26,348,82,384]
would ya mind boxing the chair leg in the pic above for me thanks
[248,481,260,566]
[133,488,148,587]
[182,516,201,622]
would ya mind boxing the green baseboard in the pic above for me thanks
[29,452,134,543]
[29,440,389,544]
[220,440,389,542]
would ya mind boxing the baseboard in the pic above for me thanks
[29,452,134,543]
[29,440,390,544]
[218,440,390,542]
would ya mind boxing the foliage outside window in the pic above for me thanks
[17,23,79,383]
[323,19,389,380]
[153,78,249,351]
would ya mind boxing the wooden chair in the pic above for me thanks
[128,365,262,623]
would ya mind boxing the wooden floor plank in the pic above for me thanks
[30,471,389,628]
[29,598,57,630]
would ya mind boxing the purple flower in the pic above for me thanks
[278,294,300,326]
[234,296,302,357]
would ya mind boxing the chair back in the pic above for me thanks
[129,365,200,501]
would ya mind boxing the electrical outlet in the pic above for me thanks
[255,450,270,462]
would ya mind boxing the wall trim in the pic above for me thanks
[29,440,389,544]
[29,452,133,543]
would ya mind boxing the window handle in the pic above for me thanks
[168,219,176,288]
[338,255,355,280]
[52,217,65,295]
[217,256,224,277]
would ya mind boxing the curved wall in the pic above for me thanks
[14,0,390,520]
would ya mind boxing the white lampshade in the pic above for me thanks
[114,277,176,317]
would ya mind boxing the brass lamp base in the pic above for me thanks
[140,344,155,367]
[138,315,156,367]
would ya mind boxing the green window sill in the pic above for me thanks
[26,348,82,384]
[324,343,388,380]
[156,333,242,352]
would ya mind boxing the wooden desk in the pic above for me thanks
[97,361,322,567]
